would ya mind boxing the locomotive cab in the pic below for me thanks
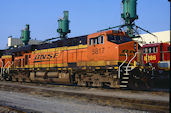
[87,30,138,67]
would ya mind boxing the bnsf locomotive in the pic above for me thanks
[0,2,170,89]
[0,28,149,89]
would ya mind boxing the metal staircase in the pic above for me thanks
[119,52,137,88]
[120,66,134,88]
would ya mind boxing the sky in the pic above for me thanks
[0,0,170,49]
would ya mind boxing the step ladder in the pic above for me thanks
[119,52,137,88]
[120,66,134,88]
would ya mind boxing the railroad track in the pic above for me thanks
[0,81,169,113]
[0,105,40,113]
[0,106,22,113]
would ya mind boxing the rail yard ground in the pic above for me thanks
[0,81,169,113]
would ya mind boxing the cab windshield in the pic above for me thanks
[107,35,131,44]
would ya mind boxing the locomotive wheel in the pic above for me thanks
[77,81,87,87]
[0,75,4,81]
[128,77,139,90]
[12,76,17,82]
[2,72,12,81]
[128,69,147,90]
[128,71,151,90]
[92,80,102,87]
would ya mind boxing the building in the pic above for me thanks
[134,30,170,46]
[7,36,42,48]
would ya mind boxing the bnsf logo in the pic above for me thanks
[121,49,136,53]
[34,53,59,60]
[120,49,136,56]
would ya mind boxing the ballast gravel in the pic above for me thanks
[0,90,150,113]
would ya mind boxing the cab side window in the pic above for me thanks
[93,38,96,44]
[89,38,91,45]
[154,47,157,53]
[89,35,104,46]
[144,47,157,53]
[143,48,146,53]
[151,47,153,53]
[101,36,104,44]
[149,48,151,53]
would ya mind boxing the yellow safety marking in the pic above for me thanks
[63,68,66,70]
[15,60,135,70]
[82,67,86,69]
[95,67,100,69]
[68,68,72,70]
[78,60,118,67]
[131,66,135,69]
[1,55,12,59]
[26,63,68,68]
[134,61,137,67]
[114,67,118,69]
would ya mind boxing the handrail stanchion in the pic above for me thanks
[125,52,137,75]
[2,61,10,75]
[0,59,3,77]
[7,61,13,74]
[118,53,128,79]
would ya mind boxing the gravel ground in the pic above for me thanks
[0,90,150,113]
[0,106,19,113]
[0,82,169,102]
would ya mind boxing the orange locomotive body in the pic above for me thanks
[28,30,137,68]
[0,30,141,88]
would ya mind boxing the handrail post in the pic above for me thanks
[118,53,128,79]
[0,59,3,77]
[125,52,137,75]
[2,61,10,75]
[126,52,137,68]
[7,61,13,74]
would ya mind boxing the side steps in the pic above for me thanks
[118,52,137,89]
[119,66,133,88]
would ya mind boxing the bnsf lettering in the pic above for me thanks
[34,53,59,60]
[53,53,58,58]
[47,54,52,59]
[41,54,46,59]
